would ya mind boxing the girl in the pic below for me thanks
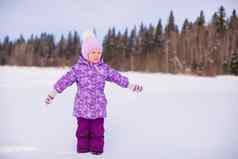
[45,31,143,155]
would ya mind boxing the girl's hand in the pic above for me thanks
[45,88,58,105]
[128,83,143,93]
[45,94,54,104]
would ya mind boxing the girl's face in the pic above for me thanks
[88,48,101,64]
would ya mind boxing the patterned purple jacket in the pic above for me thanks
[54,55,129,119]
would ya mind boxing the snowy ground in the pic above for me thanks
[0,66,238,159]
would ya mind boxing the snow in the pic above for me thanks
[0,66,238,159]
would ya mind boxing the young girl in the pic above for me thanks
[45,31,143,155]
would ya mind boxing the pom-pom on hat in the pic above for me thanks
[81,30,102,60]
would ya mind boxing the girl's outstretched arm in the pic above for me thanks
[105,64,143,92]
[105,64,129,88]
[45,65,78,105]
[53,65,78,93]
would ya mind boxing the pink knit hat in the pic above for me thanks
[81,31,103,60]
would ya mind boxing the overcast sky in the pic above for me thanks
[0,0,237,42]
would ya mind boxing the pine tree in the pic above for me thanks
[196,10,205,26]
[154,19,163,48]
[47,34,55,55]
[73,31,81,57]
[182,19,189,33]
[3,36,11,55]
[228,9,238,30]
[139,22,146,36]
[102,29,111,61]
[175,25,179,33]
[165,11,177,33]
[111,27,117,55]
[215,6,227,33]
[103,28,116,62]
[0,36,11,65]
[58,35,67,58]
[27,34,34,44]
[212,12,219,27]
[139,23,155,54]
[122,28,129,57]
[66,31,74,59]
[0,39,3,65]
[128,26,137,53]
[140,24,149,54]
[116,30,123,53]
[147,24,155,52]
[16,34,26,44]
[230,50,238,75]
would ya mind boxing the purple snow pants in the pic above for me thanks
[76,117,104,153]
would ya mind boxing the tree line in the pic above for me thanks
[0,6,238,76]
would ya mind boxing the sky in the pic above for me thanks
[0,0,237,42]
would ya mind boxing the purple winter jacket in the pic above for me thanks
[54,55,129,119]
